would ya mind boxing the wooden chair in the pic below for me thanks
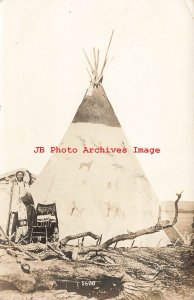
[30,203,58,243]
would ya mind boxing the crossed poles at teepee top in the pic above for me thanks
[83,30,114,88]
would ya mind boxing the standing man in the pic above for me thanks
[7,170,35,243]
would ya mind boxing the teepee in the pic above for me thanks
[31,35,179,246]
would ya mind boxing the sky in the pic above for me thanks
[0,0,194,202]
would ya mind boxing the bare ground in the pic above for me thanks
[0,245,193,300]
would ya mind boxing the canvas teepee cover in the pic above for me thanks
[31,43,178,246]
[31,85,174,246]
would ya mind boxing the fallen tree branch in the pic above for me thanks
[60,231,101,246]
[171,192,183,226]
[0,225,40,261]
[47,243,70,260]
[102,192,183,249]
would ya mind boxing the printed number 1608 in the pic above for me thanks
[81,281,96,286]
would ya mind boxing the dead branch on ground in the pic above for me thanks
[60,231,101,246]
[102,192,183,249]
[0,225,40,261]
